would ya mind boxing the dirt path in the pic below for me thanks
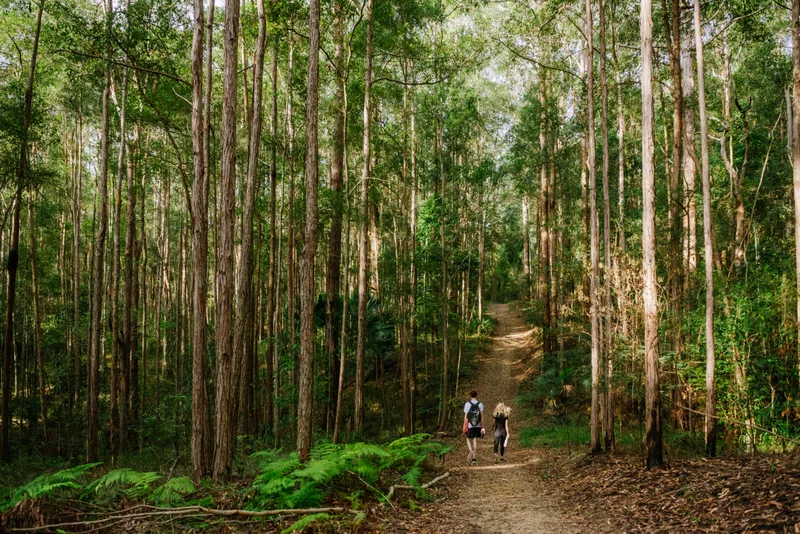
[430,303,584,533]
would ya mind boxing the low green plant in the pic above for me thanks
[281,512,331,534]
[248,434,449,511]
[1,462,101,512]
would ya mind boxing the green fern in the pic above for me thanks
[84,468,162,500]
[150,476,197,506]
[280,513,330,534]
[1,463,101,512]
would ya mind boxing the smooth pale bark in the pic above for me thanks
[641,0,663,468]
[538,77,551,356]
[523,196,531,300]
[354,0,373,435]
[694,0,715,456]
[325,0,345,434]
[682,34,697,280]
[87,0,112,464]
[599,0,614,451]
[612,9,628,341]
[297,0,321,462]
[213,0,239,479]
[190,0,211,480]
[235,0,267,438]
[586,0,601,455]
[265,12,278,438]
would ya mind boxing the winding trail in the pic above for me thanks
[431,303,583,534]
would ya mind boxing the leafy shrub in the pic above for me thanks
[1,462,101,512]
[248,434,449,510]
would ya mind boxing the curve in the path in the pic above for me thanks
[434,303,579,534]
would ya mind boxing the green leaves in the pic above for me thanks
[1,462,101,512]
[248,434,448,510]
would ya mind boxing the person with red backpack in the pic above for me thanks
[463,390,485,465]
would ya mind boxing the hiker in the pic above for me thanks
[492,402,511,463]
[463,390,485,465]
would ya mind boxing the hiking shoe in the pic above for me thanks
[466,450,474,463]
[471,459,478,465]
[500,457,506,462]
[494,454,498,464]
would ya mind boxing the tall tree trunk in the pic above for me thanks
[401,67,411,436]
[354,0,373,435]
[612,8,628,340]
[437,115,449,432]
[72,113,83,415]
[523,196,531,301]
[694,0,715,456]
[86,0,111,464]
[641,0,663,468]
[190,0,211,480]
[265,5,279,439]
[110,67,128,460]
[586,0,602,455]
[123,125,138,449]
[213,0,239,479]
[792,0,800,391]
[28,192,45,441]
[286,35,297,420]
[235,0,267,438]
[297,0,321,462]
[325,0,345,435]
[599,0,614,451]
[538,76,552,355]
[682,33,697,283]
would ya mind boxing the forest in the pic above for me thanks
[1,0,800,530]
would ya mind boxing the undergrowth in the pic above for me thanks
[1,433,449,531]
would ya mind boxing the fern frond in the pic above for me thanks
[1,463,101,512]
[150,476,197,506]
[280,513,330,534]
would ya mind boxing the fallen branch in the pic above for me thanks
[385,472,450,501]
[10,506,354,532]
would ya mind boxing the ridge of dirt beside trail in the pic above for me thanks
[412,303,600,534]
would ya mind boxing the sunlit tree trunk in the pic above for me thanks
[265,5,279,438]
[355,0,373,435]
[599,0,614,451]
[86,0,111,464]
[641,0,663,468]
[213,0,240,479]
[694,0,715,456]
[682,33,697,284]
[297,0,321,462]
[586,0,601,455]
[539,75,551,356]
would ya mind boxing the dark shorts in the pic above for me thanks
[466,427,483,439]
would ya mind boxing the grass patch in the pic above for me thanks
[519,419,590,448]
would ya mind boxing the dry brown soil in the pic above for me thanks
[419,303,593,534]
